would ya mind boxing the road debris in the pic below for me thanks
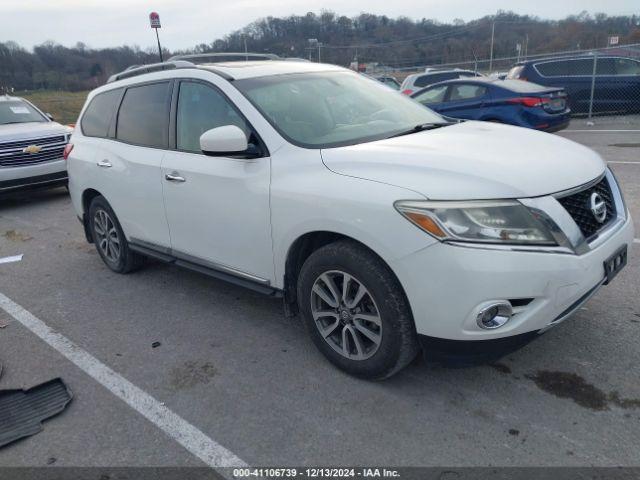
[0,254,23,265]
[0,378,72,448]
[3,230,32,242]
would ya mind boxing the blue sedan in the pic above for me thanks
[411,78,571,132]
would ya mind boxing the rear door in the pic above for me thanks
[106,81,172,247]
[436,83,488,119]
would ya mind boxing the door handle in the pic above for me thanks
[165,172,186,183]
[97,159,112,168]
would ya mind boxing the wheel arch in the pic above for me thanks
[282,230,409,318]
[80,188,103,243]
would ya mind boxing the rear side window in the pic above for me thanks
[414,75,435,88]
[80,89,122,138]
[414,73,454,87]
[614,58,640,75]
[116,82,171,148]
[535,61,570,77]
[449,84,487,101]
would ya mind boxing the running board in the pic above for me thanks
[129,242,281,297]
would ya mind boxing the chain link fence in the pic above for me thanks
[369,43,640,126]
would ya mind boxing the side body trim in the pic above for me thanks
[128,239,280,297]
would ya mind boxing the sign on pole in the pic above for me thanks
[149,12,161,29]
[608,35,619,46]
[149,12,163,62]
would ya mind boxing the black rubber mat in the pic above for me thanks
[0,378,72,448]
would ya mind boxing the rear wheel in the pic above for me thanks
[88,196,144,274]
[297,240,419,380]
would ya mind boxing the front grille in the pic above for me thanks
[0,135,67,167]
[557,176,616,240]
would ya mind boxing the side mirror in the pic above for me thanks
[200,125,252,157]
[45,113,55,121]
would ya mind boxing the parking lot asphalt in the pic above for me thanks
[0,122,639,468]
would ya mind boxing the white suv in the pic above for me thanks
[0,95,72,193]
[68,60,634,379]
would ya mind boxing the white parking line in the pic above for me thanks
[608,161,640,165]
[562,130,640,133]
[634,239,640,244]
[0,292,247,471]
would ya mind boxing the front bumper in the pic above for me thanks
[0,160,67,193]
[390,213,634,341]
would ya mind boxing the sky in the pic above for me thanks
[0,0,637,51]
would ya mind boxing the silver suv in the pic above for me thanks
[400,68,482,95]
[0,95,72,194]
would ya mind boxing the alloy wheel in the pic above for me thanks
[310,270,382,360]
[93,209,121,263]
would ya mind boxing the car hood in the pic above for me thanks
[320,121,605,200]
[0,122,72,143]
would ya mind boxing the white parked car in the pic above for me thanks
[400,68,482,95]
[0,95,72,194]
[68,60,634,379]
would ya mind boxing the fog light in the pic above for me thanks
[476,302,513,330]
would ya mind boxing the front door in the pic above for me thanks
[437,83,488,120]
[161,80,273,282]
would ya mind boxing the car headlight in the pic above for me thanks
[395,200,558,245]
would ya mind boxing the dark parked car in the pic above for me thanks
[507,55,640,114]
[411,78,571,132]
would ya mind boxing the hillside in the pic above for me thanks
[1,10,639,92]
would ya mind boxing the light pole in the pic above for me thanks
[488,20,495,73]
[308,38,322,63]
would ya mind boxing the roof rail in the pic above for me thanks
[107,60,195,83]
[167,52,280,64]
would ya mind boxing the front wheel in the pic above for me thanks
[88,196,144,274]
[297,240,419,380]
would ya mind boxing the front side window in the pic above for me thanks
[413,85,448,105]
[0,100,46,125]
[449,84,487,101]
[614,58,640,75]
[176,81,250,153]
[81,88,122,138]
[236,72,445,148]
[116,82,171,148]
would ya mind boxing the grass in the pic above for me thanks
[17,90,89,126]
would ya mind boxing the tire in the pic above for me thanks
[88,195,144,274]
[297,240,419,380]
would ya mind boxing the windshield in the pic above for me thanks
[235,71,445,148]
[0,100,47,125]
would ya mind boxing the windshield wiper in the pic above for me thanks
[388,122,453,139]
